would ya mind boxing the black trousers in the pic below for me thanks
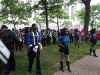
[28,46,41,73]
[15,41,21,51]
[47,35,51,45]
[0,61,5,75]
[20,39,24,47]
[42,38,46,46]
[4,51,16,74]
[52,36,56,44]
[69,36,73,43]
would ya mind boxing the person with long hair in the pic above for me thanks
[90,28,98,57]
[57,28,71,72]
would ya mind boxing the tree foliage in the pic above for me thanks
[68,0,91,31]
[76,3,100,28]
[61,20,71,27]
[33,0,69,29]
[0,0,33,29]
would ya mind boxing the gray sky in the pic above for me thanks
[91,0,100,5]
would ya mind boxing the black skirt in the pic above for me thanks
[59,46,69,55]
[75,35,79,40]
[90,38,97,44]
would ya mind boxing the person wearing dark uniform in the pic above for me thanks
[52,30,57,44]
[15,30,22,51]
[1,25,18,75]
[24,27,31,60]
[90,28,98,57]
[74,29,80,48]
[26,23,43,75]
[69,30,74,43]
[46,28,52,45]
[41,29,46,46]
[56,28,71,72]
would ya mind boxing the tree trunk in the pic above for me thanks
[57,18,59,29]
[44,0,48,29]
[82,0,91,31]
[39,24,41,31]
[57,18,60,37]
[14,24,16,34]
[90,20,94,29]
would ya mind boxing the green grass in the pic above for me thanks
[10,42,100,75]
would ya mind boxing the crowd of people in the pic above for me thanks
[0,24,100,75]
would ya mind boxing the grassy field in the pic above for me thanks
[10,42,100,75]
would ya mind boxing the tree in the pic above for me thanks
[68,0,91,31]
[33,16,46,31]
[76,3,100,28]
[61,20,72,27]
[33,0,64,29]
[48,8,69,32]
[0,0,33,30]
[0,0,13,16]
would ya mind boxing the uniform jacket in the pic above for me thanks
[26,31,41,46]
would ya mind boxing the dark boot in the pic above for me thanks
[28,68,32,73]
[93,50,98,57]
[90,49,92,56]
[78,44,80,48]
[75,43,76,47]
[60,62,64,72]
[66,61,71,72]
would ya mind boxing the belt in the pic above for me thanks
[10,50,14,51]
[64,43,68,46]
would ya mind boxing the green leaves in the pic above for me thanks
[33,16,46,24]
[76,3,100,26]
[0,0,33,26]
[61,20,71,27]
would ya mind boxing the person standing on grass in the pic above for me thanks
[69,29,74,43]
[80,30,86,43]
[24,27,31,59]
[56,28,71,72]
[52,30,57,45]
[90,28,98,57]
[26,23,43,75]
[96,30,100,44]
[74,29,80,48]
[41,29,46,46]
[1,25,18,75]
[15,30,22,51]
[46,28,52,45]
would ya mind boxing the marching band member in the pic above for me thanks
[74,29,80,48]
[52,30,57,44]
[56,28,71,72]
[41,29,46,46]
[90,28,98,57]
[46,28,51,45]
[26,23,43,75]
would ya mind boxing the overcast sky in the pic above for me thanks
[91,0,100,5]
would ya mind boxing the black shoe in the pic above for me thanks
[37,72,43,75]
[93,50,98,57]
[10,68,16,71]
[28,69,32,73]
[90,49,92,56]
[94,55,98,57]
[68,69,71,72]
[60,68,64,72]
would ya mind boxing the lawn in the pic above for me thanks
[10,42,100,75]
